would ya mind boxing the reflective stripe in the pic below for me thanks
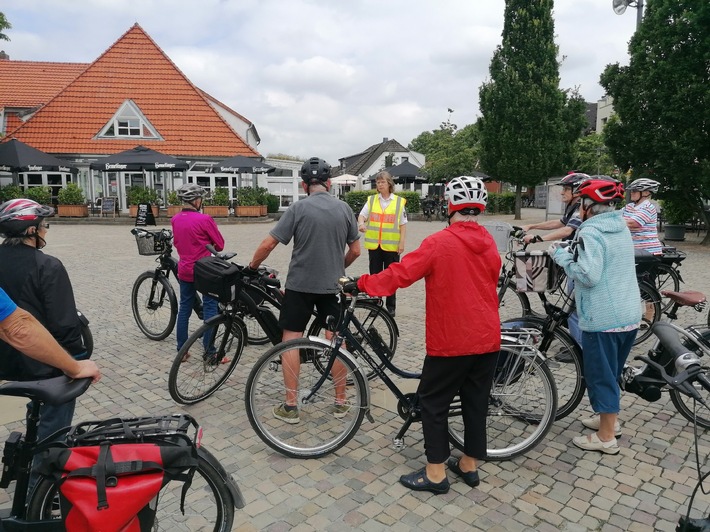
[364,195,405,251]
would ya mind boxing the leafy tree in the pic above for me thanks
[0,12,11,42]
[600,0,710,243]
[478,0,586,219]
[573,133,616,176]
[408,120,481,183]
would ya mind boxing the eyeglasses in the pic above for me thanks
[40,223,50,230]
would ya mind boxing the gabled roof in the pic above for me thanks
[337,138,409,176]
[0,60,88,108]
[7,24,259,159]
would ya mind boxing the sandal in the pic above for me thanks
[446,457,480,487]
[399,467,449,494]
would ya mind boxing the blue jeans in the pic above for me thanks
[177,280,218,351]
[581,329,637,414]
[28,398,76,492]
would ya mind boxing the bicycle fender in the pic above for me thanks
[197,447,246,509]
[305,336,372,409]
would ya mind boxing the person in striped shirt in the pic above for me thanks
[622,178,663,255]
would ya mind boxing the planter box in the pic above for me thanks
[260,205,267,216]
[663,224,686,242]
[203,205,229,217]
[57,204,89,218]
[130,205,159,218]
[236,205,262,217]
[167,205,182,217]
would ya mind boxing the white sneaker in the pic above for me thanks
[572,433,620,455]
[581,414,622,437]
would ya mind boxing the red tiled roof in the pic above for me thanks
[7,24,259,158]
[0,60,87,108]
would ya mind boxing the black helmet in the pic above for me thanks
[300,157,331,184]
[177,183,206,202]
[560,172,590,189]
[0,198,54,237]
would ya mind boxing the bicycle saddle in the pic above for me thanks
[660,290,706,307]
[0,375,91,405]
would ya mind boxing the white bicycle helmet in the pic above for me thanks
[627,178,659,194]
[176,184,206,202]
[445,176,488,215]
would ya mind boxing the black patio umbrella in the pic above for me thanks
[89,145,188,171]
[374,160,426,184]
[209,155,275,174]
[0,138,78,174]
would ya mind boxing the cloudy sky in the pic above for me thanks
[2,0,639,164]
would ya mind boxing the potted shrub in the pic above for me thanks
[57,183,88,217]
[204,187,229,217]
[235,186,265,217]
[127,186,159,217]
[167,190,182,217]
[26,185,53,207]
[661,199,693,242]
[0,184,23,203]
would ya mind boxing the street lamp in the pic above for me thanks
[612,0,644,30]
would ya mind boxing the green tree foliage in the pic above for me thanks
[408,120,481,183]
[573,133,616,176]
[0,12,11,41]
[478,0,586,218]
[600,0,710,243]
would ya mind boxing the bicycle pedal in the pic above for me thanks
[392,438,406,451]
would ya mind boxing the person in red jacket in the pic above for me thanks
[357,175,501,495]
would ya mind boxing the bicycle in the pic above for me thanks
[635,246,686,312]
[0,376,244,531]
[244,277,557,461]
[130,228,203,341]
[168,251,398,405]
[421,199,435,222]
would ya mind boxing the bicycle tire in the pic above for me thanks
[168,315,246,405]
[245,338,367,458]
[81,323,94,358]
[635,281,662,345]
[132,271,177,341]
[502,316,585,421]
[669,329,710,429]
[498,278,532,323]
[308,300,399,380]
[654,263,681,312]
[448,347,557,461]
[26,447,236,532]
[237,300,273,346]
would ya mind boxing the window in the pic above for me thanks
[96,100,162,140]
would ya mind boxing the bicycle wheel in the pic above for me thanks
[245,338,367,458]
[498,278,532,323]
[635,281,662,345]
[449,346,557,461]
[81,323,94,358]
[238,300,273,346]
[27,447,236,532]
[669,329,710,429]
[308,300,398,380]
[132,272,177,341]
[654,263,681,312]
[168,315,245,405]
[503,316,585,421]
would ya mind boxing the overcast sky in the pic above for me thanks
[2,0,639,164]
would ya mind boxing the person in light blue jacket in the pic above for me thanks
[551,179,641,456]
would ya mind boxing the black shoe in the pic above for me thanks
[399,468,449,494]
[446,457,480,487]
[387,308,396,318]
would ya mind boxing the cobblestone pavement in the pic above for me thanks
[2,209,710,531]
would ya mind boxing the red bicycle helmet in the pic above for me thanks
[576,179,625,204]
[0,198,54,236]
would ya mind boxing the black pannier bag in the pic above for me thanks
[194,256,242,304]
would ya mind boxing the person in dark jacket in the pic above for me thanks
[357,176,501,495]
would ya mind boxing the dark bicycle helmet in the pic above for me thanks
[176,183,206,202]
[445,175,488,214]
[577,179,625,204]
[559,172,590,189]
[300,157,331,184]
[627,178,660,194]
[0,198,54,236]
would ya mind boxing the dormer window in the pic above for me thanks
[96,100,162,140]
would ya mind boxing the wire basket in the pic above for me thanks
[134,232,166,256]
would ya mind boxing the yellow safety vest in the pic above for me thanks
[364,195,406,251]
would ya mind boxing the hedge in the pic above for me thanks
[485,192,516,215]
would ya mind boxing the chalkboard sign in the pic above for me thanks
[135,203,156,226]
[101,196,117,217]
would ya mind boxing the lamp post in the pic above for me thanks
[612,0,644,30]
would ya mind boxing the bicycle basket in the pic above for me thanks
[514,250,558,292]
[134,231,167,256]
[481,222,514,253]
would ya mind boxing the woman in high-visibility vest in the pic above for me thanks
[357,171,407,316]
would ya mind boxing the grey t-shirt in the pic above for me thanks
[270,191,359,294]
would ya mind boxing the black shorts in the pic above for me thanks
[278,290,341,333]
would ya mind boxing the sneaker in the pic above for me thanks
[332,403,350,418]
[572,433,620,455]
[273,403,300,424]
[581,414,622,437]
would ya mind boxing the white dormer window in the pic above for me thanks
[96,100,162,140]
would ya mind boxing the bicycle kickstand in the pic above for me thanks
[392,418,414,451]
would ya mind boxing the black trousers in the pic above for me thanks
[418,351,499,463]
[367,247,400,311]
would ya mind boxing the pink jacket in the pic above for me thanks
[171,210,225,282]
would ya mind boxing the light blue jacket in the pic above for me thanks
[552,210,641,332]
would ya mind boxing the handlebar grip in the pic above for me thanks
[206,244,217,254]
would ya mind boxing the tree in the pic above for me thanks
[0,12,11,42]
[600,0,710,243]
[478,0,586,219]
[573,132,616,176]
[408,120,481,184]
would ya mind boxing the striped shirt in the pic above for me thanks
[622,200,662,255]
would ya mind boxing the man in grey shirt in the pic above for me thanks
[248,157,361,423]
